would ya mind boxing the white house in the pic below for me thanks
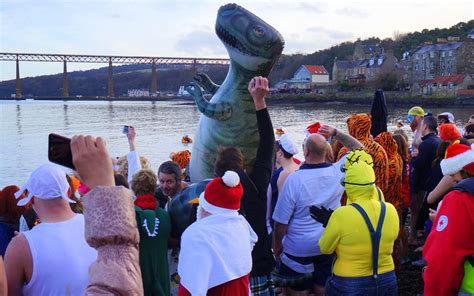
[293,65,330,84]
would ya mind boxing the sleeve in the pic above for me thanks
[272,176,296,224]
[423,192,474,296]
[411,142,429,170]
[319,209,343,254]
[249,108,275,199]
[83,186,144,296]
[127,150,141,184]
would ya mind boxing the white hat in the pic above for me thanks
[438,112,455,123]
[15,164,76,206]
[279,134,298,155]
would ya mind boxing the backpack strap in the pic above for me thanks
[351,198,386,279]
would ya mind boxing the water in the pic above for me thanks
[0,100,471,187]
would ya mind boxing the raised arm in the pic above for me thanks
[126,126,141,184]
[248,76,275,197]
[71,135,144,295]
[318,125,364,151]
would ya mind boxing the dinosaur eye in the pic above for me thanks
[253,26,265,37]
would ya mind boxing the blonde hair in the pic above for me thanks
[117,155,151,179]
[131,169,158,197]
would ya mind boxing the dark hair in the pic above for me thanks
[423,116,438,133]
[465,123,474,134]
[114,174,129,188]
[432,141,450,168]
[277,144,294,159]
[214,146,244,177]
[158,161,182,181]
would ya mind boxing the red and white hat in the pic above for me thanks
[440,143,474,176]
[305,122,321,138]
[199,171,243,215]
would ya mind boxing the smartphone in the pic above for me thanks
[123,125,129,134]
[48,133,75,170]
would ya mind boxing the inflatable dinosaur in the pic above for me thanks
[187,3,284,182]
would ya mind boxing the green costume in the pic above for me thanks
[135,204,171,296]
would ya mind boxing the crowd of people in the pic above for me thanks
[0,76,473,296]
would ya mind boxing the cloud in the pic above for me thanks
[307,27,354,40]
[335,7,370,17]
[174,28,227,57]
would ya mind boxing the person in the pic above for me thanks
[70,134,144,295]
[131,169,171,296]
[155,161,188,210]
[213,76,275,295]
[170,150,191,182]
[407,106,425,149]
[0,257,7,295]
[468,115,474,125]
[409,116,441,244]
[423,142,474,296]
[178,171,257,295]
[117,125,152,184]
[276,134,300,194]
[267,134,300,236]
[272,124,363,295]
[438,123,462,143]
[313,150,399,295]
[375,132,403,274]
[0,186,27,256]
[337,113,389,200]
[464,123,474,144]
[4,164,97,295]
[437,112,455,125]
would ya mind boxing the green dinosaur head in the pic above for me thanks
[216,3,284,75]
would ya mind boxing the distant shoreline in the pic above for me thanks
[1,92,472,107]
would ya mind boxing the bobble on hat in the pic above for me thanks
[222,171,240,187]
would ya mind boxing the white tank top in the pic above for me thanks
[22,214,97,296]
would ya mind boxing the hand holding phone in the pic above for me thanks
[123,125,129,135]
[48,133,75,170]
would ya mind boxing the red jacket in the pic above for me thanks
[423,178,474,296]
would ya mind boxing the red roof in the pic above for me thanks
[456,89,474,95]
[432,74,466,85]
[303,65,328,75]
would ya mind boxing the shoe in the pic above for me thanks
[412,258,427,267]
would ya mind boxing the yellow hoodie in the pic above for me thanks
[319,150,399,277]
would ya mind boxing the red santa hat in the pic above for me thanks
[440,143,474,176]
[199,171,243,215]
[305,122,321,138]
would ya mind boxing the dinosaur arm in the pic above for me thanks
[186,82,232,121]
[194,73,220,95]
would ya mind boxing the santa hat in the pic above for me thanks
[305,122,321,138]
[199,171,243,215]
[440,143,474,176]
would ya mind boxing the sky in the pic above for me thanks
[0,0,472,81]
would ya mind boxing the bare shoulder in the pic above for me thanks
[5,233,31,269]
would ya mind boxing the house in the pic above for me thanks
[292,65,330,84]
[430,74,472,94]
[411,42,467,81]
[468,28,474,39]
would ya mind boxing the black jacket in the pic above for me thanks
[411,133,441,192]
[239,108,275,276]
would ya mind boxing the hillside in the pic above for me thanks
[0,20,472,96]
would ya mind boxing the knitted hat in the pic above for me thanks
[279,134,298,155]
[199,171,243,215]
[305,122,321,137]
[439,123,461,142]
[440,143,474,175]
[408,106,424,117]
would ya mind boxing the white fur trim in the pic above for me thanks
[222,171,240,187]
[199,192,239,215]
[440,144,474,175]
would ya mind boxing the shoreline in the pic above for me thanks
[1,93,472,107]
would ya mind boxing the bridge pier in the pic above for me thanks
[151,60,157,95]
[107,58,114,98]
[63,59,69,97]
[15,57,21,99]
